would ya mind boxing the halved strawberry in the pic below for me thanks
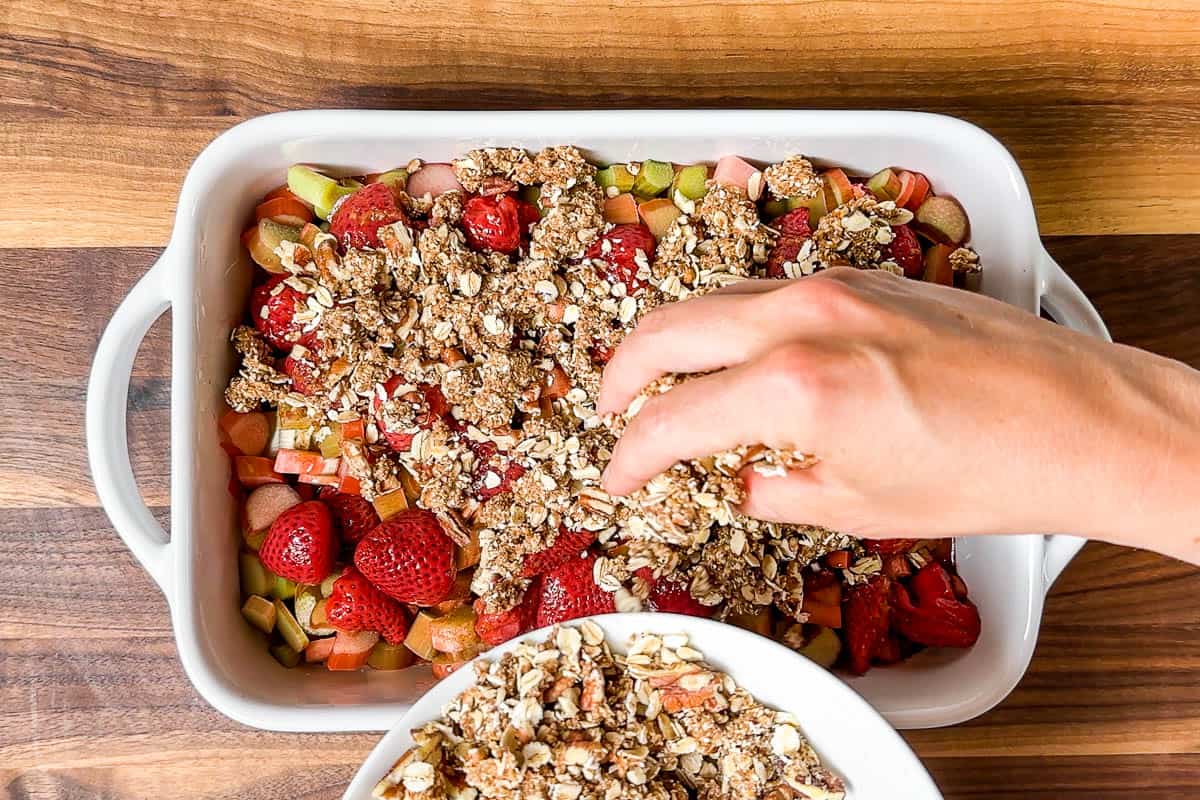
[461,193,534,254]
[330,182,407,250]
[891,563,981,649]
[373,377,449,453]
[251,276,316,351]
[635,567,713,617]
[317,486,380,544]
[258,500,338,584]
[766,208,812,279]
[863,538,919,556]
[326,567,410,644]
[473,593,538,646]
[585,223,656,294]
[886,223,923,278]
[471,440,526,502]
[534,551,616,628]
[282,346,322,395]
[842,575,893,675]
[521,526,597,577]
[353,509,456,605]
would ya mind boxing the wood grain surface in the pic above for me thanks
[3,0,1200,245]
[3,1,1200,797]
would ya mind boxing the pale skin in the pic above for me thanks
[597,268,1200,566]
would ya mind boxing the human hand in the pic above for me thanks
[598,268,1200,563]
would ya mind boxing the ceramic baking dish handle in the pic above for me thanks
[1036,247,1111,588]
[87,252,174,597]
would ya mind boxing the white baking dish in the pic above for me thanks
[87,110,1109,732]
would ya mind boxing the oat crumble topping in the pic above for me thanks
[371,624,845,800]
[762,156,822,202]
[226,149,979,622]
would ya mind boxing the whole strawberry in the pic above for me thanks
[635,567,713,617]
[326,567,410,644]
[354,510,456,605]
[521,526,597,577]
[461,193,537,254]
[886,223,923,278]
[535,551,616,628]
[330,182,407,250]
[317,486,380,544]
[258,500,338,584]
[251,276,316,351]
[585,223,656,294]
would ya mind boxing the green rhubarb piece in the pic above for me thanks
[318,428,341,459]
[671,164,709,201]
[294,584,337,637]
[241,595,276,634]
[596,165,635,193]
[320,571,341,598]
[867,168,901,201]
[788,192,828,222]
[239,553,270,597]
[243,528,267,551]
[270,642,302,668]
[632,159,674,199]
[338,177,364,189]
[367,641,415,670]
[761,198,790,219]
[274,598,310,652]
[375,169,408,192]
[520,185,545,218]
[798,626,842,669]
[257,218,302,251]
[272,575,297,601]
[287,165,340,213]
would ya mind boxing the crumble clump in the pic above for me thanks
[763,155,822,201]
[370,624,846,800]
[813,196,914,273]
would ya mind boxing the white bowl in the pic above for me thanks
[343,613,944,800]
[86,110,1110,732]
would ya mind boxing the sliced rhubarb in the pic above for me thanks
[596,164,636,193]
[234,456,285,488]
[603,192,640,225]
[727,609,771,637]
[239,552,270,597]
[713,155,760,193]
[429,606,479,654]
[371,488,410,521]
[274,598,310,652]
[866,168,902,201]
[367,641,417,670]
[455,528,481,569]
[922,244,955,286]
[305,636,336,663]
[255,196,313,228]
[287,165,356,220]
[244,483,301,533]
[219,410,271,456]
[915,195,969,245]
[271,575,296,601]
[821,168,854,208]
[403,610,439,661]
[638,197,683,240]
[432,647,479,679]
[270,643,302,668]
[631,159,674,198]
[895,171,931,212]
[241,595,276,634]
[273,448,339,476]
[671,164,709,201]
[369,168,408,194]
[404,163,463,199]
[326,630,379,671]
[797,626,842,669]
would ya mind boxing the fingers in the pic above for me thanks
[601,342,833,496]
[596,290,787,415]
[738,466,830,524]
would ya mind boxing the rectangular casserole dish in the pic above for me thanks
[86,110,1109,732]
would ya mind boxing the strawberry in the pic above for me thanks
[585,223,656,294]
[258,500,338,584]
[330,182,407,250]
[521,525,597,577]
[471,440,526,502]
[326,567,410,644]
[766,208,811,279]
[354,510,456,605]
[461,193,536,254]
[317,486,380,544]
[251,276,316,351]
[589,344,614,365]
[534,551,616,628]
[886,223,923,278]
[891,563,981,649]
[842,575,893,675]
[863,538,919,556]
[473,593,538,646]
[373,377,449,453]
[282,347,322,395]
[635,567,713,617]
